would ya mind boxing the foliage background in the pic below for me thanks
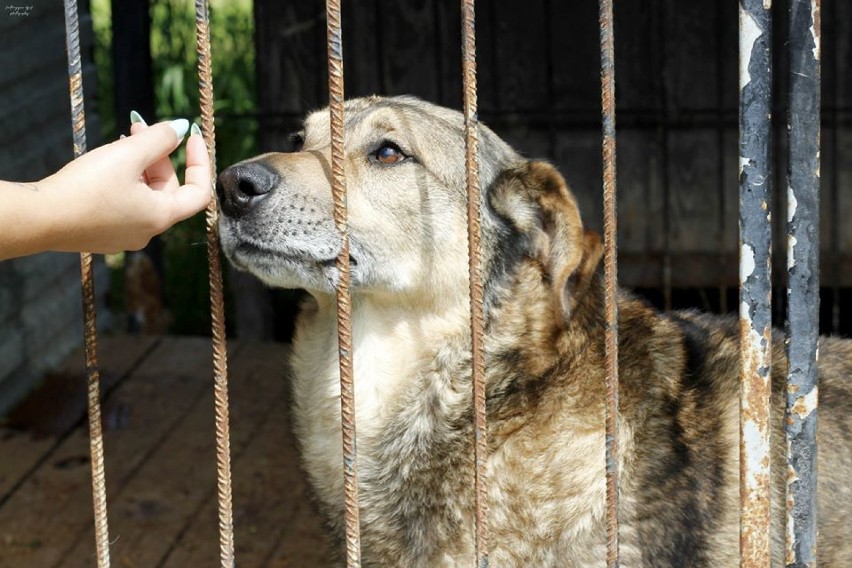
[91,0,258,335]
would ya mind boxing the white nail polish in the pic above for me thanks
[169,118,190,142]
[130,110,147,126]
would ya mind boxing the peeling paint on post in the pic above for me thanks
[739,1,773,567]
[786,1,821,566]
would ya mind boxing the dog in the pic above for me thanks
[215,96,852,566]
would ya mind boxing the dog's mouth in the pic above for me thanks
[232,241,359,273]
[318,256,358,268]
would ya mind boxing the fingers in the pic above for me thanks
[130,122,178,189]
[124,119,190,176]
[122,115,212,228]
[151,132,211,226]
[164,182,212,225]
[165,131,213,222]
[183,130,212,192]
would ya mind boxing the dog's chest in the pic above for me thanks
[290,321,616,565]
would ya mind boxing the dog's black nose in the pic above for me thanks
[216,162,279,217]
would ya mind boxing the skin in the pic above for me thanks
[0,120,211,261]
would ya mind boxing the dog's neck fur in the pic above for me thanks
[288,264,629,564]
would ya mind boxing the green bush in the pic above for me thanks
[92,0,258,335]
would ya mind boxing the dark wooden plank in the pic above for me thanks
[666,130,721,252]
[262,495,335,568]
[838,0,852,108]
[550,0,599,112]
[432,0,462,109]
[341,0,381,99]
[616,130,663,253]
[0,338,218,568]
[59,341,288,566]
[838,129,852,253]
[0,336,159,501]
[553,130,603,235]
[722,129,740,254]
[490,0,549,112]
[255,1,325,117]
[161,344,331,567]
[613,1,656,111]
[664,1,718,111]
[476,0,501,112]
[378,0,440,101]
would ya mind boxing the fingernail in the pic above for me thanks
[190,123,202,138]
[169,118,190,142]
[119,134,126,139]
[130,110,147,126]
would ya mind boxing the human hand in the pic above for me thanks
[36,112,212,255]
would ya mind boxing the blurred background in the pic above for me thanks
[4,1,852,411]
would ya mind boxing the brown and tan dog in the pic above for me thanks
[216,96,851,567]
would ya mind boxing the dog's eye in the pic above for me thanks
[373,143,407,165]
[289,132,305,152]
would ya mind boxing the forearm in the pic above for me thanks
[0,180,60,260]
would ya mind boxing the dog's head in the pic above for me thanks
[217,96,601,319]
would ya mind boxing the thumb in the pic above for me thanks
[165,183,212,225]
[120,119,191,175]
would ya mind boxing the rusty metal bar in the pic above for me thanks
[62,2,111,567]
[599,0,620,566]
[460,2,489,566]
[325,2,362,566]
[785,1,821,566]
[194,2,235,566]
[738,1,773,566]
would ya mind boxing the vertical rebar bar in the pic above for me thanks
[599,1,620,566]
[194,2,235,566]
[62,2,111,567]
[716,0,729,314]
[738,1,773,566]
[460,2,489,566]
[325,2,362,566]
[785,1,821,566]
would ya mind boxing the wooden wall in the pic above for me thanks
[0,1,106,413]
[253,0,852,295]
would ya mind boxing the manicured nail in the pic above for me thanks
[169,118,190,142]
[129,110,147,126]
[190,123,202,138]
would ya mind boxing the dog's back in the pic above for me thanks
[662,311,852,566]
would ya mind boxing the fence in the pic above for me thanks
[61,0,822,566]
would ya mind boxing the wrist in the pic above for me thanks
[35,172,92,253]
[0,179,61,259]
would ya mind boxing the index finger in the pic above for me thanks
[122,119,190,176]
[183,129,212,192]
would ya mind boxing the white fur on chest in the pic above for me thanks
[289,298,468,507]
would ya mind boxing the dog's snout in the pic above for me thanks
[216,162,279,217]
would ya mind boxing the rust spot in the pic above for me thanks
[787,462,800,485]
[790,388,818,419]
[812,0,821,43]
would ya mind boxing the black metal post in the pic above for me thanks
[785,1,821,566]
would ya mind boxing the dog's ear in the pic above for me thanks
[489,161,603,320]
